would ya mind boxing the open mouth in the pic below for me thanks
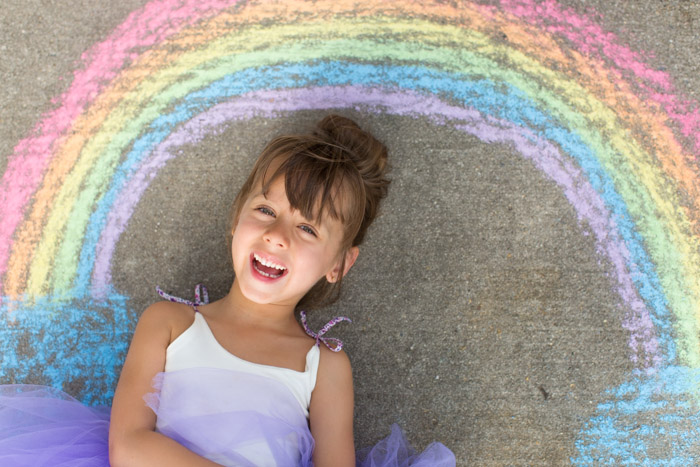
[252,253,287,279]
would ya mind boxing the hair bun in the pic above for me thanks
[313,115,390,245]
[314,115,388,174]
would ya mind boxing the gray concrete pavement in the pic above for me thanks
[1,1,699,464]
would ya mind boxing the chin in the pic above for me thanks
[238,285,273,305]
[236,283,289,307]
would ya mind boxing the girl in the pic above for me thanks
[0,115,455,466]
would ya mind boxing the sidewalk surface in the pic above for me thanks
[1,1,699,464]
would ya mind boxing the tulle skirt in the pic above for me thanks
[0,385,110,466]
[357,424,456,467]
[0,368,455,466]
[145,368,315,466]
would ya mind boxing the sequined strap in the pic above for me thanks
[299,311,351,352]
[156,284,210,310]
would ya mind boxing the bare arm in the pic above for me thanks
[309,347,355,467]
[108,302,221,467]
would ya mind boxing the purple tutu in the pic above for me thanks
[0,368,455,466]
[0,385,110,466]
[145,368,315,466]
[356,424,456,467]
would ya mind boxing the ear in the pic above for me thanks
[326,246,359,283]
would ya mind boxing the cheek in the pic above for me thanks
[231,216,257,242]
[230,237,243,271]
[305,245,342,276]
[230,225,251,265]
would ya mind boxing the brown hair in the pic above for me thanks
[228,115,390,308]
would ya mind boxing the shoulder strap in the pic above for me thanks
[156,284,209,312]
[299,311,351,352]
[155,286,350,351]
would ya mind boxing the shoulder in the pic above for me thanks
[139,299,193,324]
[318,345,352,368]
[310,344,354,413]
[315,345,353,390]
[137,300,195,344]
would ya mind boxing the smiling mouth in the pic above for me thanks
[252,253,287,279]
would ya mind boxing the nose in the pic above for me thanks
[263,220,289,249]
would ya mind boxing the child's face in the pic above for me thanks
[231,176,354,308]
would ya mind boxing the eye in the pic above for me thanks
[299,224,318,237]
[256,206,275,217]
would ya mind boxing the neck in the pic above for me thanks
[219,279,300,330]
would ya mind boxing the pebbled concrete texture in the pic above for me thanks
[1,1,699,465]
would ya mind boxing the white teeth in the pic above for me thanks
[255,268,276,278]
[254,253,286,270]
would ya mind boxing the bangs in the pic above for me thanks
[258,143,365,244]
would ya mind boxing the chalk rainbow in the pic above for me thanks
[1,0,699,462]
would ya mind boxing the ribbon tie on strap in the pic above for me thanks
[300,311,351,352]
[156,284,210,308]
